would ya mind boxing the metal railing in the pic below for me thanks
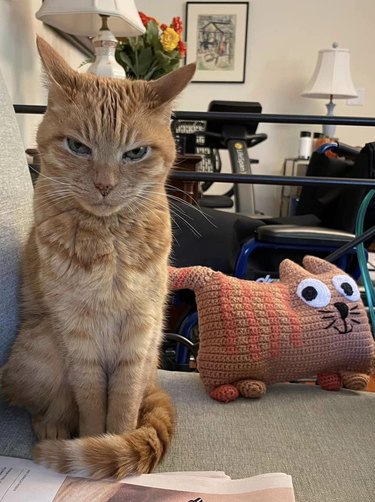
[14,105,375,189]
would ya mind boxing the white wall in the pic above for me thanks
[0,0,84,149]
[2,0,375,215]
[137,0,375,215]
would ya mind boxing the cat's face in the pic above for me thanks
[35,37,195,217]
[280,256,367,338]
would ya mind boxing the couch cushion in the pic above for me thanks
[0,371,374,501]
[158,371,375,502]
[0,70,33,366]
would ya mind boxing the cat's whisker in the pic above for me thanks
[168,200,195,221]
[132,198,164,224]
[167,195,217,228]
[352,319,360,324]
[322,315,335,320]
[130,195,179,244]
[146,187,217,228]
[350,305,359,311]
[35,193,72,203]
[165,183,198,205]
[318,309,334,314]
[134,195,199,239]
[35,195,73,211]
[30,166,72,187]
[132,192,169,222]
[35,187,73,196]
[349,312,361,315]
[169,210,202,238]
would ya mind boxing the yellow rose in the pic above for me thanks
[160,27,179,52]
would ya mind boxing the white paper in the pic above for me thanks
[0,456,295,502]
[0,457,66,502]
[124,471,294,494]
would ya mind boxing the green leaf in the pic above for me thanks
[137,47,153,77]
[118,52,136,74]
[146,21,159,46]
[128,35,144,51]
[155,49,170,64]
[143,61,160,80]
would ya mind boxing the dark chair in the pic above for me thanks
[235,143,375,280]
[168,144,375,367]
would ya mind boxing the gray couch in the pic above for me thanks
[0,70,374,501]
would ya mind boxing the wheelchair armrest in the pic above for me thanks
[256,225,355,247]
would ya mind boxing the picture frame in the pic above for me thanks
[185,2,249,83]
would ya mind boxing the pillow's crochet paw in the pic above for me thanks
[317,372,342,391]
[209,384,239,402]
[341,371,369,391]
[235,379,267,398]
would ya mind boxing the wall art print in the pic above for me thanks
[185,2,249,83]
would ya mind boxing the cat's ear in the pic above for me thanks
[148,63,196,105]
[303,256,341,275]
[279,258,311,282]
[36,35,77,88]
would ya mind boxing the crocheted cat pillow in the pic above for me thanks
[169,256,375,402]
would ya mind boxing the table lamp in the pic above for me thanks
[35,0,145,79]
[301,43,358,138]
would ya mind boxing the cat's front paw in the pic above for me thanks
[32,417,74,440]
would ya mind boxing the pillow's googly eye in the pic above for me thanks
[296,278,331,308]
[332,275,360,302]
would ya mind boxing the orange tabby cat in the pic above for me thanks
[1,37,195,479]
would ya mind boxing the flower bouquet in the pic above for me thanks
[116,12,186,80]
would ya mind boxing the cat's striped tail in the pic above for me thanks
[33,386,175,480]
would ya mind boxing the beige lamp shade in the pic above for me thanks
[36,0,145,37]
[302,44,357,99]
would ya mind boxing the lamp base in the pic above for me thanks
[323,100,336,138]
[87,29,125,79]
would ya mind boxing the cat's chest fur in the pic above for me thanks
[34,208,170,339]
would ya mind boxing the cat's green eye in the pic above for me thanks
[122,146,149,162]
[66,138,92,157]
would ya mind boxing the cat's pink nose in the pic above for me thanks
[94,182,113,197]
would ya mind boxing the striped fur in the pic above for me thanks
[1,37,194,478]
[33,388,175,479]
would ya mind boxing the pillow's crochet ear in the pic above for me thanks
[279,258,310,283]
[302,256,343,275]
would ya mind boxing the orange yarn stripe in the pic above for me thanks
[280,286,303,348]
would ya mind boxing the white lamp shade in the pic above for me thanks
[36,0,146,37]
[302,45,357,99]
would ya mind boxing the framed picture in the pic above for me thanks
[185,2,249,83]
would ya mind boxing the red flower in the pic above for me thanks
[138,11,149,26]
[160,23,168,31]
[172,16,183,34]
[178,39,186,56]
[138,11,158,26]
